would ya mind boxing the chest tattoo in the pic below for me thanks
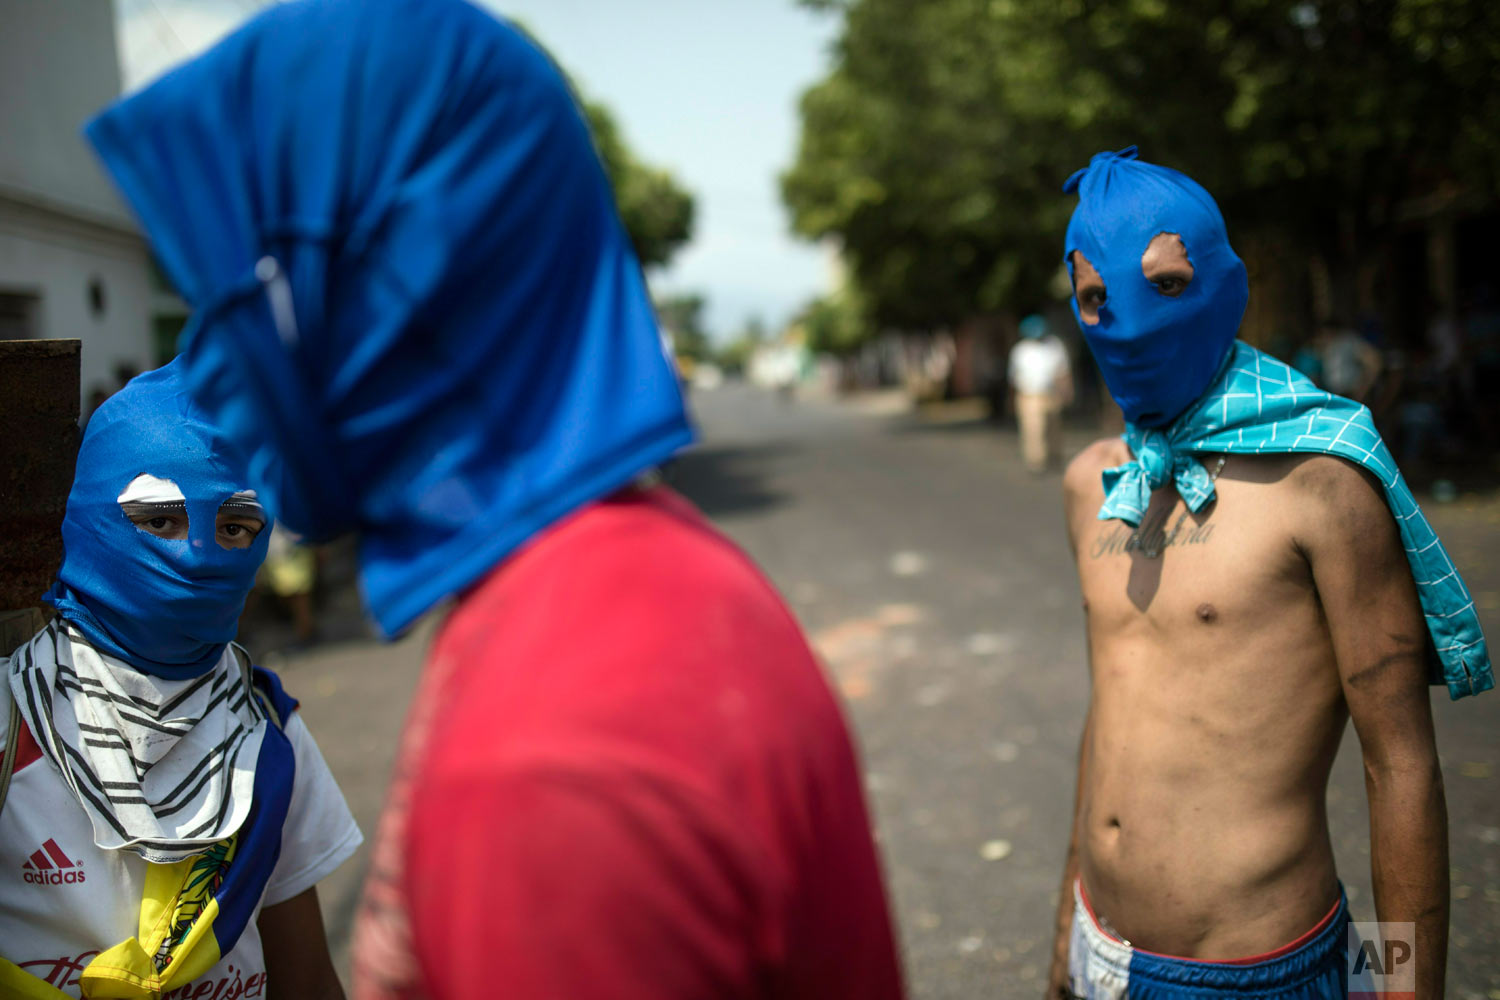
[1089,514,1216,559]
[1088,454,1227,560]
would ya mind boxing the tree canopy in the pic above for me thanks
[783,0,1500,339]
[584,100,696,269]
[655,292,713,362]
[513,20,696,270]
[716,315,770,374]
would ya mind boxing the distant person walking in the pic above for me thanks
[1314,324,1383,403]
[1008,314,1073,473]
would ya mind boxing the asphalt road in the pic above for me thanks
[271,381,1500,998]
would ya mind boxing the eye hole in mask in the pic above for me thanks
[118,473,188,540]
[118,474,266,549]
[1141,232,1194,298]
[216,491,267,550]
[1071,251,1108,326]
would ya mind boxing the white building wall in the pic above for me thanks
[0,0,136,224]
[0,0,157,407]
[0,196,155,400]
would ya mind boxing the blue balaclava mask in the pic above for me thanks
[44,361,269,679]
[1063,147,1248,427]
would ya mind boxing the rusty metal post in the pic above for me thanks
[1,339,80,655]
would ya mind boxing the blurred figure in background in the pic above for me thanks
[1316,323,1384,403]
[258,523,320,649]
[86,2,903,999]
[1008,313,1073,473]
[2,362,357,999]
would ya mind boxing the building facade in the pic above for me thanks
[0,0,158,410]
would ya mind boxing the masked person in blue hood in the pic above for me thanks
[84,3,903,999]
[1047,148,1485,1000]
[1,361,360,999]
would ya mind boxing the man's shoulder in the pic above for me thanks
[1221,453,1395,559]
[1061,438,1128,534]
[484,487,740,585]
[1283,452,1383,493]
[1282,454,1393,538]
[1231,452,1386,510]
[1064,438,1128,497]
[451,488,793,654]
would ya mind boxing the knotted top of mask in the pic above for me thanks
[1063,147,1248,427]
[44,360,268,678]
[86,0,693,639]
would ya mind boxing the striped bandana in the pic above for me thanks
[1098,340,1492,700]
[7,623,267,863]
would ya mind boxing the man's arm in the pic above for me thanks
[1046,710,1090,999]
[257,886,345,1000]
[1297,457,1448,999]
[1046,445,1110,998]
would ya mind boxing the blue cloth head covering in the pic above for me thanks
[1018,314,1048,340]
[43,360,269,678]
[85,0,694,638]
[1063,147,1248,427]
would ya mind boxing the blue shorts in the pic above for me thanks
[1067,880,1348,999]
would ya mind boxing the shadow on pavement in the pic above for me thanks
[886,413,997,439]
[886,405,1109,440]
[666,443,792,520]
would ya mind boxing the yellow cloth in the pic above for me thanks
[0,837,234,999]
[260,546,315,598]
[0,958,73,999]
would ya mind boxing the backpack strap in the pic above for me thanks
[0,698,17,826]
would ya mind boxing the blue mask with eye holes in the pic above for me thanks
[1063,147,1248,428]
[43,360,269,678]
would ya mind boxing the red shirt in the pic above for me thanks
[352,486,904,1000]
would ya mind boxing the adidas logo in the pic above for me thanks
[21,839,86,885]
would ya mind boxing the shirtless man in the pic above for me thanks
[1045,149,1480,999]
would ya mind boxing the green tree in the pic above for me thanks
[512,20,696,269]
[801,288,871,356]
[784,0,1500,332]
[783,0,1082,331]
[584,101,696,269]
[717,315,771,374]
[655,293,712,362]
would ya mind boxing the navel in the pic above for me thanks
[1195,602,1218,624]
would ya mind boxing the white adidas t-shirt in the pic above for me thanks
[0,676,361,998]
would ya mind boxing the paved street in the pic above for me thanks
[274,382,1500,997]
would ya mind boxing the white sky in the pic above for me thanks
[113,0,842,339]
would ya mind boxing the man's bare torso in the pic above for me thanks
[1065,438,1348,958]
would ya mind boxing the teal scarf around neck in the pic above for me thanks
[1098,341,1491,700]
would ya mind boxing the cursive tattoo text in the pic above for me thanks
[1089,516,1215,559]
